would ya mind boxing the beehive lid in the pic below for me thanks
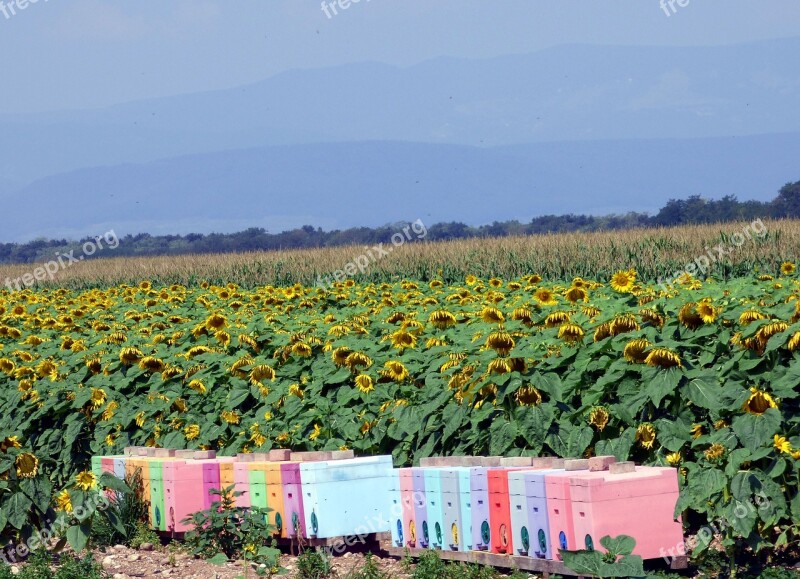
[569,466,679,502]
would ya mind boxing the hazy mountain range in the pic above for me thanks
[1,37,799,242]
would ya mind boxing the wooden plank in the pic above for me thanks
[380,546,585,576]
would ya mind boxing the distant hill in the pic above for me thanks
[1,37,799,182]
[2,133,798,242]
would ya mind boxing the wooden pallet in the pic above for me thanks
[378,538,688,578]
[277,532,391,552]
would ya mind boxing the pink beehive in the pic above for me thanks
[544,468,601,558]
[569,466,683,560]
[233,462,252,508]
[163,460,201,533]
[399,468,417,547]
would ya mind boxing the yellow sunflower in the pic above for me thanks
[743,387,778,415]
[15,453,39,478]
[355,374,375,394]
[610,270,636,293]
[635,423,657,449]
[55,489,73,513]
[588,407,610,431]
[75,470,98,491]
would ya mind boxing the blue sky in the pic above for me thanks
[1,1,799,113]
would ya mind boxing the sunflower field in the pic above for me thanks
[1,267,800,560]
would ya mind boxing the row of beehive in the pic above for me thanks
[91,448,395,540]
[387,456,684,561]
[92,450,683,561]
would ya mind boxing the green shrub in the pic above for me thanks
[183,485,280,571]
[296,548,333,579]
[91,468,151,548]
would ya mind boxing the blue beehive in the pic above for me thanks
[526,469,563,559]
[388,469,405,547]
[300,456,394,539]
[423,468,446,550]
[441,467,473,551]
[411,468,430,548]
[458,469,473,551]
[470,467,491,551]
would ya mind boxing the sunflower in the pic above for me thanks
[90,388,107,408]
[743,388,778,415]
[465,275,478,285]
[593,323,612,342]
[0,358,15,375]
[639,308,665,328]
[565,286,588,303]
[332,346,352,367]
[250,364,276,384]
[360,420,377,435]
[205,313,227,330]
[487,358,512,374]
[288,384,304,398]
[15,453,38,478]
[486,330,515,356]
[739,310,767,325]
[391,330,417,350]
[429,310,457,329]
[345,351,373,371]
[676,301,701,328]
[139,356,165,373]
[382,361,409,382]
[480,307,505,324]
[787,332,800,352]
[558,323,585,344]
[515,386,542,406]
[623,339,651,364]
[695,301,717,324]
[221,410,240,425]
[774,434,793,454]
[544,311,571,328]
[588,407,609,431]
[355,374,375,394]
[644,347,682,369]
[533,288,558,307]
[75,470,98,491]
[635,423,656,449]
[666,452,681,466]
[755,322,789,347]
[55,489,73,513]
[0,436,22,452]
[184,424,200,441]
[704,443,725,461]
[119,347,143,365]
[292,342,313,357]
[609,314,640,336]
[781,262,796,275]
[511,307,533,325]
[489,278,503,288]
[610,270,637,293]
[690,424,704,439]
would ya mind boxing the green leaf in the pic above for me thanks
[732,409,782,452]
[600,534,636,557]
[66,523,91,552]
[208,552,229,565]
[684,375,722,411]
[5,492,33,530]
[100,472,131,493]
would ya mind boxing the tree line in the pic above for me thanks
[1,180,798,265]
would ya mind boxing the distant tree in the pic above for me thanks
[772,180,800,218]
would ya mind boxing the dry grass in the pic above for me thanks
[1,219,798,289]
